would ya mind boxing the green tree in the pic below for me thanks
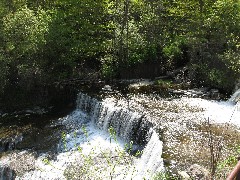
[42,0,110,81]
[3,6,50,58]
[1,5,51,97]
[191,0,240,90]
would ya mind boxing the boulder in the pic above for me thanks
[9,151,36,175]
[210,89,220,100]
[0,151,36,178]
[187,164,210,180]
[0,134,23,152]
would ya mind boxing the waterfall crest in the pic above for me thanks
[76,93,153,145]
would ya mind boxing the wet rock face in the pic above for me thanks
[0,135,23,153]
[0,151,36,178]
[0,165,16,180]
[132,116,153,146]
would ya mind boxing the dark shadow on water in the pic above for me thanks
[0,107,74,156]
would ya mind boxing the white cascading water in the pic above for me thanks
[3,88,239,179]
[12,92,164,180]
[76,93,152,144]
[229,88,240,104]
[75,93,164,178]
[135,130,163,178]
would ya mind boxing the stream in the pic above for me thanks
[0,84,240,180]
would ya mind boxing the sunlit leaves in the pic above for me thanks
[3,6,51,58]
[205,0,240,35]
[220,50,240,74]
[0,0,239,95]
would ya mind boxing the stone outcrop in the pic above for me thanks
[0,135,23,153]
[0,151,36,178]
[178,164,210,180]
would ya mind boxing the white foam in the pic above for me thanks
[183,97,240,126]
[229,89,240,103]
[18,114,128,179]
[18,104,164,180]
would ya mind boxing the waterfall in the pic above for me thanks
[229,89,240,104]
[228,89,240,113]
[229,89,240,103]
[4,92,164,180]
[76,93,153,145]
[135,130,164,179]
[74,92,164,178]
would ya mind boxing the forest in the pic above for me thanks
[0,0,240,110]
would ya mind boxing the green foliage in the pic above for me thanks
[220,50,240,75]
[62,131,67,151]
[0,5,52,98]
[81,125,88,140]
[3,6,51,58]
[154,79,174,89]
[188,0,240,90]
[162,36,188,67]
[215,145,240,179]
[40,0,110,81]
[0,0,240,105]
[163,43,182,62]
[101,54,117,79]
[208,68,226,88]
[218,156,237,170]
[108,126,117,142]
[152,171,178,180]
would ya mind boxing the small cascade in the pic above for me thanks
[74,92,164,178]
[76,93,98,115]
[76,93,152,145]
[135,130,164,179]
[229,89,240,104]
